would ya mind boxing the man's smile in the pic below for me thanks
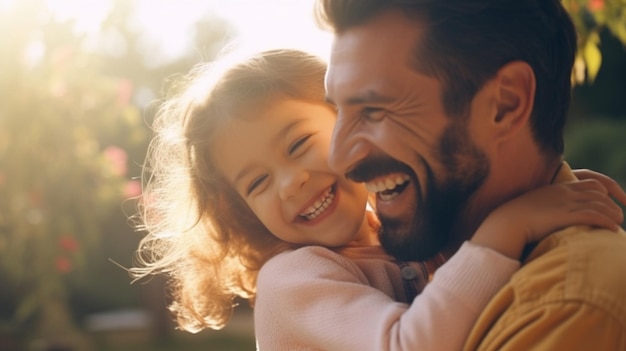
[365,173,410,201]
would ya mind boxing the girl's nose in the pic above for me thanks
[278,167,310,200]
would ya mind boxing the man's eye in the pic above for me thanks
[288,135,312,156]
[362,108,387,122]
[247,175,268,195]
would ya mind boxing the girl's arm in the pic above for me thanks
[254,244,519,351]
[471,179,623,260]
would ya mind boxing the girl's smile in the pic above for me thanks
[296,184,337,223]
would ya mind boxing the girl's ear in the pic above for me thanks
[492,61,536,140]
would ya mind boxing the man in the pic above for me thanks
[317,0,626,349]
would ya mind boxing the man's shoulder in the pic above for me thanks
[464,227,626,350]
[514,225,626,309]
[523,225,626,271]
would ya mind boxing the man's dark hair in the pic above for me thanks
[316,0,577,155]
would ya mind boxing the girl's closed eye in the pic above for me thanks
[247,174,268,196]
[288,135,313,157]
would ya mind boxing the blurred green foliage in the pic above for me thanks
[0,0,232,349]
[0,1,148,349]
[0,26,143,322]
[565,0,626,83]
[567,24,626,198]
[565,118,626,179]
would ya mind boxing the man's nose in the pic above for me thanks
[329,114,371,177]
[278,166,310,200]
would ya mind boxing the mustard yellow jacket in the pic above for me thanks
[465,163,626,350]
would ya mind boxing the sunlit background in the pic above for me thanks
[0,0,624,350]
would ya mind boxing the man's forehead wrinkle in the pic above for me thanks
[345,89,395,105]
[328,66,395,106]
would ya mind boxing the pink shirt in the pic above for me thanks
[254,241,519,350]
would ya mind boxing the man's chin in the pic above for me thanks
[378,216,446,262]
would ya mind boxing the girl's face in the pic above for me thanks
[211,98,373,247]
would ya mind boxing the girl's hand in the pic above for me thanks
[573,168,626,207]
[518,180,624,241]
[472,179,624,260]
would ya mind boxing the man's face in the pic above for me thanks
[325,10,490,261]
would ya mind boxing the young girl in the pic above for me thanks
[131,48,624,350]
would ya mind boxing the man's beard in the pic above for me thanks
[378,123,489,262]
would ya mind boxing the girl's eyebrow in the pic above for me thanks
[232,118,306,186]
[272,118,305,145]
[233,164,255,189]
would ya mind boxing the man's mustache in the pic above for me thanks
[345,156,413,183]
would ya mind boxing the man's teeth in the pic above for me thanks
[365,174,410,193]
[300,188,335,220]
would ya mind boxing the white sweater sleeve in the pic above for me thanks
[254,242,519,351]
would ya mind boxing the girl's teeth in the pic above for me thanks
[300,188,334,220]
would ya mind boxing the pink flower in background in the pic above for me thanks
[28,190,44,208]
[588,0,604,11]
[55,256,72,274]
[123,179,142,198]
[58,235,79,253]
[116,79,134,106]
[103,146,128,176]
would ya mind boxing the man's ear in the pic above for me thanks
[492,61,535,139]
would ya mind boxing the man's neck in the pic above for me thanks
[441,154,564,261]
